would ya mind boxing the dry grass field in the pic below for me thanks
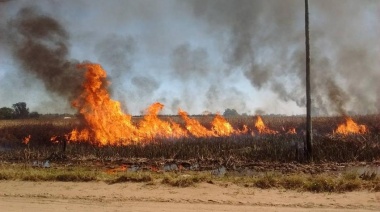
[1,115,380,211]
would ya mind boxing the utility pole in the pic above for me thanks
[305,0,313,162]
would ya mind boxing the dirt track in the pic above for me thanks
[0,181,379,212]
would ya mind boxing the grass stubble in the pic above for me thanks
[0,163,379,193]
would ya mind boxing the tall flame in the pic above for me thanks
[254,116,278,134]
[178,109,215,137]
[70,63,138,145]
[335,117,367,135]
[211,114,235,136]
[66,63,296,145]
[138,102,188,139]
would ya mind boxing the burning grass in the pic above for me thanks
[64,64,303,145]
[335,117,368,135]
[5,63,376,156]
[2,64,378,163]
[1,114,380,163]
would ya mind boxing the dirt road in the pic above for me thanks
[0,181,379,211]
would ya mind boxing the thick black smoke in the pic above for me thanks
[7,7,84,101]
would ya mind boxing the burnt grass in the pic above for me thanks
[1,115,380,174]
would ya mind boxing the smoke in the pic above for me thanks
[95,35,136,79]
[7,7,83,101]
[94,34,137,111]
[131,76,160,95]
[1,1,378,115]
[171,43,209,80]
[185,0,380,115]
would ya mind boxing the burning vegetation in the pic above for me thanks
[22,135,31,145]
[63,63,307,146]
[335,117,368,135]
[2,6,374,149]
[8,63,371,148]
[254,116,278,135]
[59,63,372,146]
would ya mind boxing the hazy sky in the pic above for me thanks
[0,0,379,115]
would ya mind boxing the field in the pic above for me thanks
[1,115,380,211]
[1,114,380,163]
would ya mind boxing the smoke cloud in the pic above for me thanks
[171,43,209,80]
[185,0,380,115]
[6,7,84,101]
[0,0,379,115]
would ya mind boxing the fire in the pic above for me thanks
[254,116,278,134]
[50,135,59,144]
[66,63,295,145]
[211,114,235,136]
[68,63,220,145]
[22,135,31,145]
[138,102,188,139]
[178,109,215,138]
[335,117,367,135]
[287,128,297,134]
[70,63,139,145]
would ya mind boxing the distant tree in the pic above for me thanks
[0,107,14,119]
[223,108,239,116]
[12,102,29,119]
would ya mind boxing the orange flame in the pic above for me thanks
[138,102,188,139]
[286,128,297,134]
[50,135,59,144]
[178,109,215,138]
[240,125,249,134]
[335,117,367,135]
[254,116,278,134]
[69,64,139,145]
[68,63,300,145]
[22,135,31,145]
[211,114,235,136]
[68,63,226,145]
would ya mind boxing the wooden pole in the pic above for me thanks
[305,0,313,162]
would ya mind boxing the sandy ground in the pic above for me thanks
[0,181,379,212]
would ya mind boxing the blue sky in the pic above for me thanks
[0,0,379,115]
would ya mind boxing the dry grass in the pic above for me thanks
[0,164,379,192]
[0,115,379,163]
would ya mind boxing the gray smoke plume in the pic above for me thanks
[171,43,209,80]
[7,7,83,101]
[1,1,379,116]
[95,34,135,80]
[186,0,380,115]
[131,76,160,95]
[94,34,137,112]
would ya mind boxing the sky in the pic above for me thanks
[0,0,379,116]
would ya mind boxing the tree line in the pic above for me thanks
[0,103,249,120]
[0,102,39,119]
